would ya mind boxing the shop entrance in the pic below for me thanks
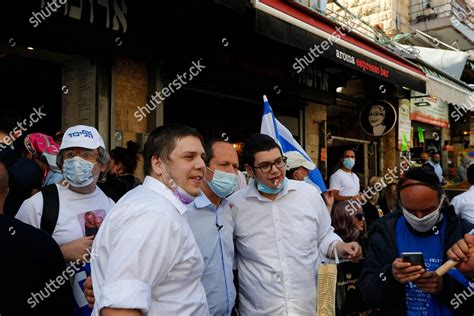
[327,136,378,189]
[0,52,62,138]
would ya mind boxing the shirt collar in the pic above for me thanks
[143,176,188,215]
[246,178,297,201]
[193,191,227,211]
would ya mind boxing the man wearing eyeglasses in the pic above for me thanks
[359,167,473,315]
[16,125,115,316]
[227,133,361,315]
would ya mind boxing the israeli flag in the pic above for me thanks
[260,95,327,192]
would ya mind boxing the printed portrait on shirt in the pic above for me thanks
[77,209,106,237]
[359,101,397,137]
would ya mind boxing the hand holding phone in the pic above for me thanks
[392,255,426,284]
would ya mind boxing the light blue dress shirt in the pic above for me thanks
[187,192,236,316]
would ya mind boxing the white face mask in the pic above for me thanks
[402,196,444,232]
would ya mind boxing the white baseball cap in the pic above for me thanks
[285,151,316,170]
[60,125,106,150]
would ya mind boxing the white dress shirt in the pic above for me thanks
[451,185,474,224]
[91,176,209,316]
[228,179,342,315]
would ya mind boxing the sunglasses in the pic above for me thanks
[355,213,364,221]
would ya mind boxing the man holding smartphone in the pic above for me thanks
[359,166,473,315]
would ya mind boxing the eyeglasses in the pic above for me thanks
[355,213,365,221]
[253,156,287,173]
[63,148,99,161]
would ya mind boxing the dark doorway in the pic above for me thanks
[0,54,62,136]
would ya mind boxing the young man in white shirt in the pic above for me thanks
[451,164,474,224]
[85,138,238,315]
[228,133,361,315]
[16,125,115,316]
[90,124,209,316]
[330,149,361,202]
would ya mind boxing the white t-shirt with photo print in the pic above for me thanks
[16,183,115,315]
[16,184,115,246]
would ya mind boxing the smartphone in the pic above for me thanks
[401,252,426,269]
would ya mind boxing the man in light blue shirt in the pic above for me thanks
[187,138,239,316]
[427,152,444,183]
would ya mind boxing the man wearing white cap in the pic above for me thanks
[285,150,334,211]
[16,125,115,316]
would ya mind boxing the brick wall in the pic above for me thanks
[328,0,411,37]
[114,57,148,180]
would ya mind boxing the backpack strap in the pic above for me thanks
[40,184,60,236]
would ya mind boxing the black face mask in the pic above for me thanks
[420,159,428,163]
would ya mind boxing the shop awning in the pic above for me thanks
[253,0,427,92]
[419,64,474,107]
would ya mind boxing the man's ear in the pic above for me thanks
[293,169,300,180]
[244,164,254,178]
[151,156,164,176]
[100,163,107,173]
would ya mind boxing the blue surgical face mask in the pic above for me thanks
[257,177,287,194]
[343,158,355,169]
[207,168,237,198]
[63,156,96,187]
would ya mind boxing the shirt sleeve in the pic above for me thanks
[450,196,461,215]
[329,172,341,191]
[96,207,183,313]
[15,192,43,228]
